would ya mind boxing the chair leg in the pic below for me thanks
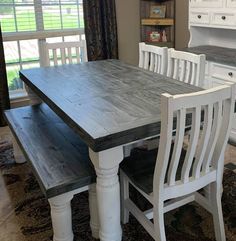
[153,202,166,241]
[89,183,100,239]
[120,171,130,224]
[48,193,74,241]
[210,182,226,241]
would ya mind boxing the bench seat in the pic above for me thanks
[4,103,99,241]
[4,103,96,198]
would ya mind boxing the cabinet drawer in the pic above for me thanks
[203,76,212,89]
[211,12,236,26]
[189,11,210,24]
[211,78,232,88]
[211,63,236,83]
[211,78,236,99]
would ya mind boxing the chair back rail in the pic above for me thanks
[43,41,88,66]
[167,48,206,87]
[154,85,235,200]
[139,42,168,75]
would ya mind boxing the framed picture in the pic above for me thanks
[150,5,166,18]
[149,31,161,42]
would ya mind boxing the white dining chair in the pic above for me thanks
[167,48,206,87]
[120,84,235,241]
[139,42,168,75]
[43,40,88,67]
[122,42,168,155]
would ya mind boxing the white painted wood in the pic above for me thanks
[120,85,235,241]
[88,184,100,239]
[190,0,223,8]
[210,181,226,241]
[2,29,85,42]
[89,146,124,241]
[125,198,155,239]
[139,42,168,75]
[227,0,236,7]
[25,84,42,105]
[199,60,236,147]
[167,48,206,87]
[49,192,74,241]
[210,62,236,83]
[48,185,99,241]
[127,43,168,153]
[189,10,210,25]
[167,108,186,186]
[211,12,235,26]
[189,0,236,30]
[43,41,88,67]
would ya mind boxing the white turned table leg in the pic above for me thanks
[12,135,26,164]
[89,146,124,241]
[48,193,74,241]
[25,84,42,105]
[89,183,100,239]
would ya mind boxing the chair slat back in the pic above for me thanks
[139,42,168,75]
[167,48,206,87]
[43,40,88,67]
[154,85,235,195]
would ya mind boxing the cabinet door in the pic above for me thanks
[190,0,223,7]
[227,0,236,7]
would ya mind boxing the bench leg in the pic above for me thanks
[49,193,74,241]
[89,183,100,239]
[25,84,42,105]
[12,135,26,164]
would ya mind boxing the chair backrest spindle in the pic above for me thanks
[139,42,168,75]
[167,48,206,87]
[43,40,88,67]
[154,85,235,200]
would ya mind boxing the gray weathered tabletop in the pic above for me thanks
[20,59,201,152]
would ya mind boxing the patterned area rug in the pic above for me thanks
[0,141,235,241]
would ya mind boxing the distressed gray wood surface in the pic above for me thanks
[20,60,202,152]
[4,104,96,198]
[184,45,236,67]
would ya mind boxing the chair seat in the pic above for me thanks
[120,145,187,194]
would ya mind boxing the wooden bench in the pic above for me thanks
[4,103,99,241]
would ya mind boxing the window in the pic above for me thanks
[0,0,83,32]
[0,0,84,96]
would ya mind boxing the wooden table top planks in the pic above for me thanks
[20,59,202,152]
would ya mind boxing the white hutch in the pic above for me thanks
[188,0,236,142]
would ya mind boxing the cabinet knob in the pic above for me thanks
[228,72,233,77]
[197,15,202,19]
[222,16,226,20]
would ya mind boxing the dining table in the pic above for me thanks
[19,59,201,241]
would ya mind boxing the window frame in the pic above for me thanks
[0,0,84,99]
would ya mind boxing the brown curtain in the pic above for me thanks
[83,0,118,61]
[0,25,10,126]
